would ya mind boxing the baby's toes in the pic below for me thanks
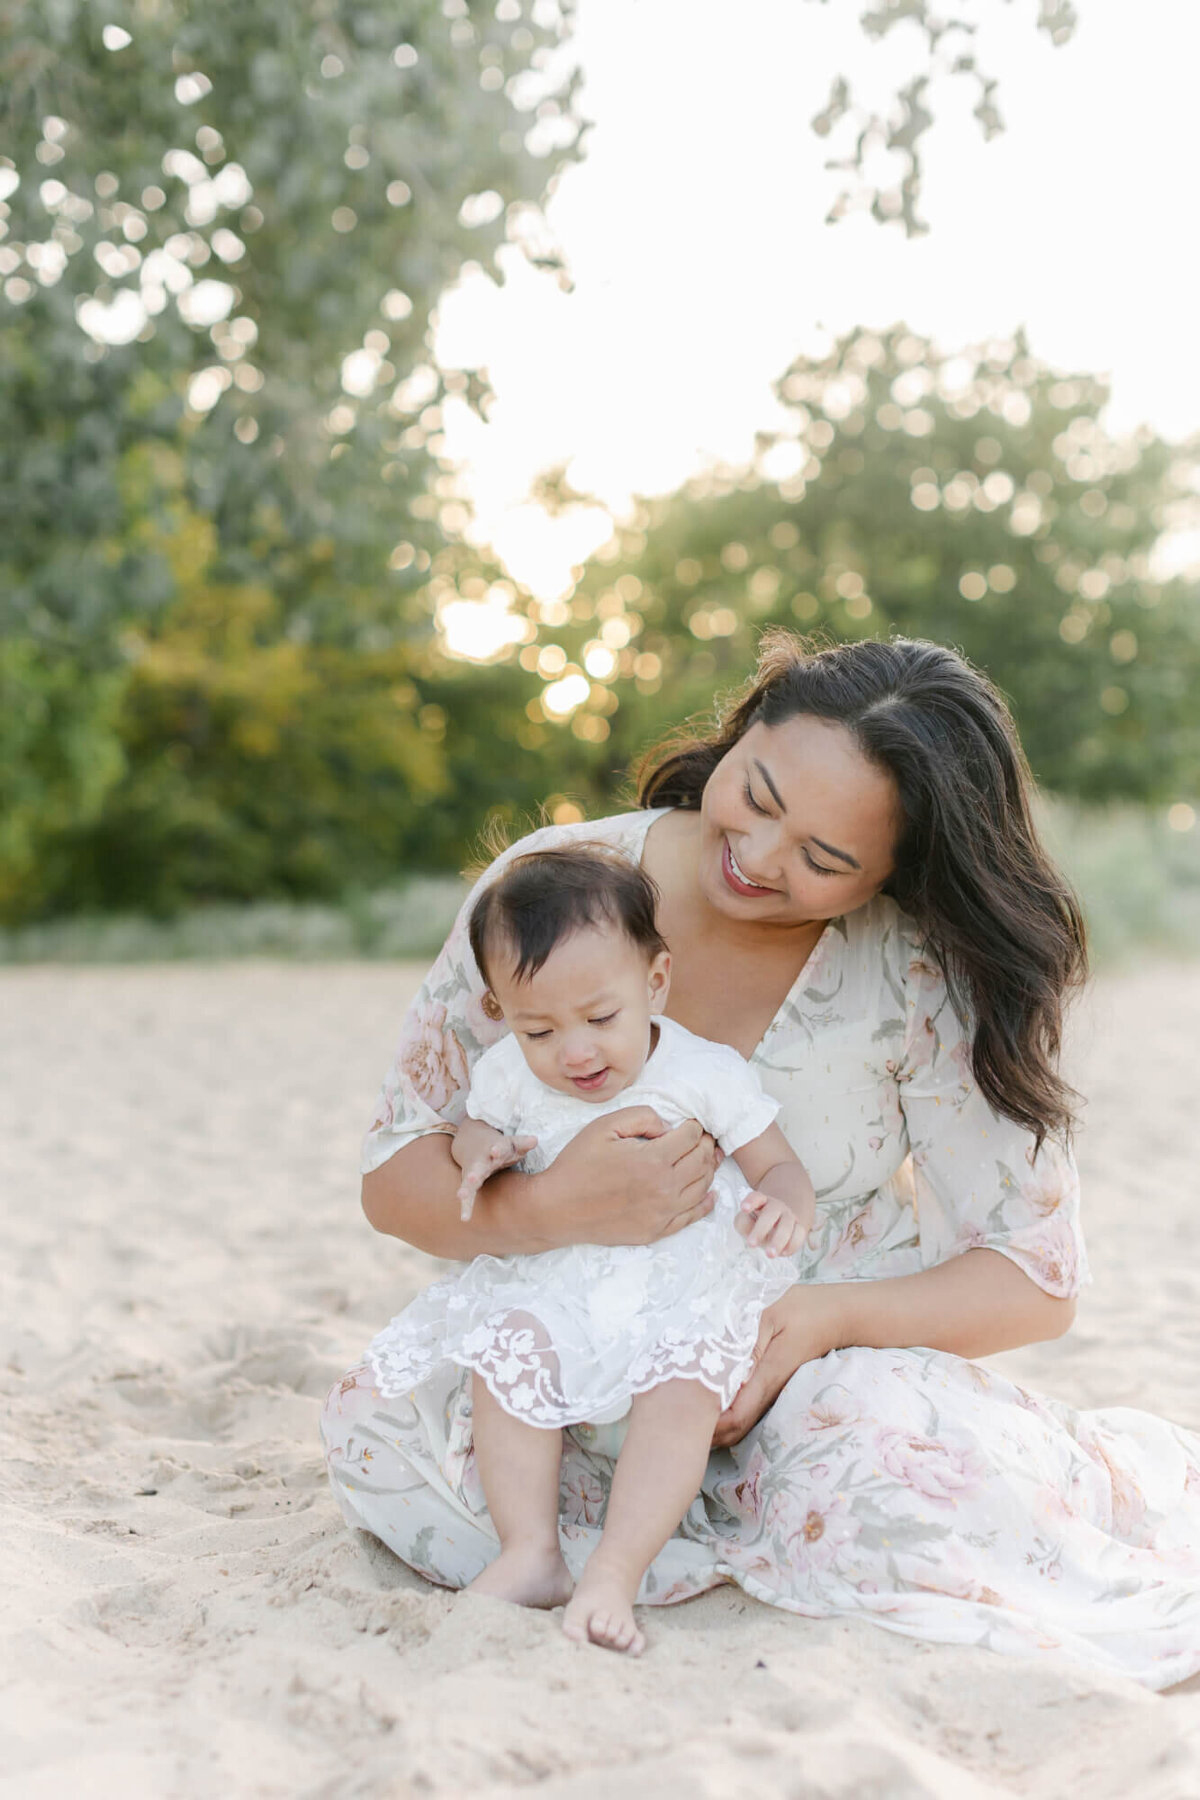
[591,1609,643,1655]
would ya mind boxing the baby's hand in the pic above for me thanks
[454,1124,538,1222]
[736,1191,805,1259]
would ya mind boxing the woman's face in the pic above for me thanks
[698,714,900,926]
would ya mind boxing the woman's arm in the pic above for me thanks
[363,1107,719,1259]
[712,1247,1075,1447]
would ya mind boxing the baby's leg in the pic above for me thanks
[562,1379,721,1654]
[466,1372,573,1609]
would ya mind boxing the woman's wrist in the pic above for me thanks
[783,1278,860,1355]
[483,1160,568,1254]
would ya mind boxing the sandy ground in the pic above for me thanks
[3,959,1200,1799]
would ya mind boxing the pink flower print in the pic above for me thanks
[835,1205,883,1261]
[803,1387,863,1433]
[368,1079,396,1136]
[398,1001,470,1114]
[1086,1430,1150,1542]
[875,1428,987,1506]
[560,1461,609,1529]
[1022,1209,1082,1297]
[726,1444,769,1522]
[956,1223,989,1254]
[462,982,508,1050]
[902,1013,938,1083]
[781,1471,857,1574]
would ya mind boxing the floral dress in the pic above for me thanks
[320,809,1200,1690]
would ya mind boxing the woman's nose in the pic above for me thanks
[742,825,782,885]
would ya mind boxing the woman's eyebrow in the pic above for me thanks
[753,759,787,809]
[811,836,862,871]
[754,758,861,868]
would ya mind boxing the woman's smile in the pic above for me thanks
[722,837,777,897]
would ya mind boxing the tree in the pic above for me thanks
[500,328,1200,810]
[0,0,583,917]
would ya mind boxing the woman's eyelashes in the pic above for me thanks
[802,849,838,878]
[742,776,768,817]
[742,776,838,878]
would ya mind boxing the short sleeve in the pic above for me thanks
[464,1037,522,1133]
[895,934,1090,1300]
[361,811,660,1175]
[686,1039,780,1156]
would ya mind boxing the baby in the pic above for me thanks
[365,845,815,1654]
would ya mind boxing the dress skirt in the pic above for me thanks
[321,1342,1200,1691]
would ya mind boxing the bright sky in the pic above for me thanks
[431,0,1200,604]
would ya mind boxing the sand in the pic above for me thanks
[2,958,1199,1799]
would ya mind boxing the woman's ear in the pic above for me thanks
[647,950,672,1014]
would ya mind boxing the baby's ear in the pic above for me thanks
[647,949,671,1013]
[481,989,504,1023]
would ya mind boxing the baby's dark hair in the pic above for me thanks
[468,845,668,989]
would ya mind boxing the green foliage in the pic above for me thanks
[0,875,466,964]
[4,800,1198,972]
[3,10,1196,926]
[812,0,1078,235]
[0,0,582,919]
[509,328,1200,810]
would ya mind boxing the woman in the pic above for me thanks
[322,632,1200,1688]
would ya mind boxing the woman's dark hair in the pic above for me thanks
[469,845,667,989]
[637,630,1088,1149]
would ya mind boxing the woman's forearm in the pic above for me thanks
[361,1134,566,1259]
[832,1247,1076,1360]
[362,1112,721,1260]
[714,1247,1076,1447]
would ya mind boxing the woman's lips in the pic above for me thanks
[722,838,775,897]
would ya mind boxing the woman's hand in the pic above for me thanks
[712,1284,851,1449]
[544,1105,720,1247]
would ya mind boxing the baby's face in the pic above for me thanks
[489,925,670,1103]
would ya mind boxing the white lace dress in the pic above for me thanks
[365,1017,799,1426]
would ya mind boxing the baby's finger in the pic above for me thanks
[746,1204,780,1248]
[458,1180,478,1223]
[763,1216,796,1258]
[512,1134,538,1156]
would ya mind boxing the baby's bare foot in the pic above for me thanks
[466,1544,573,1610]
[561,1564,645,1655]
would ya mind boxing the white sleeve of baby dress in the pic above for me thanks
[682,1034,781,1156]
[463,1033,524,1134]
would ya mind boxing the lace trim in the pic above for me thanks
[367,1316,764,1426]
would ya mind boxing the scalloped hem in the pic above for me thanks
[365,1344,751,1429]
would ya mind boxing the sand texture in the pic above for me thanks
[3,960,1200,1798]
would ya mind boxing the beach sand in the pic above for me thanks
[2,959,1199,1798]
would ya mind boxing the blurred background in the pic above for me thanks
[2,0,1198,965]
